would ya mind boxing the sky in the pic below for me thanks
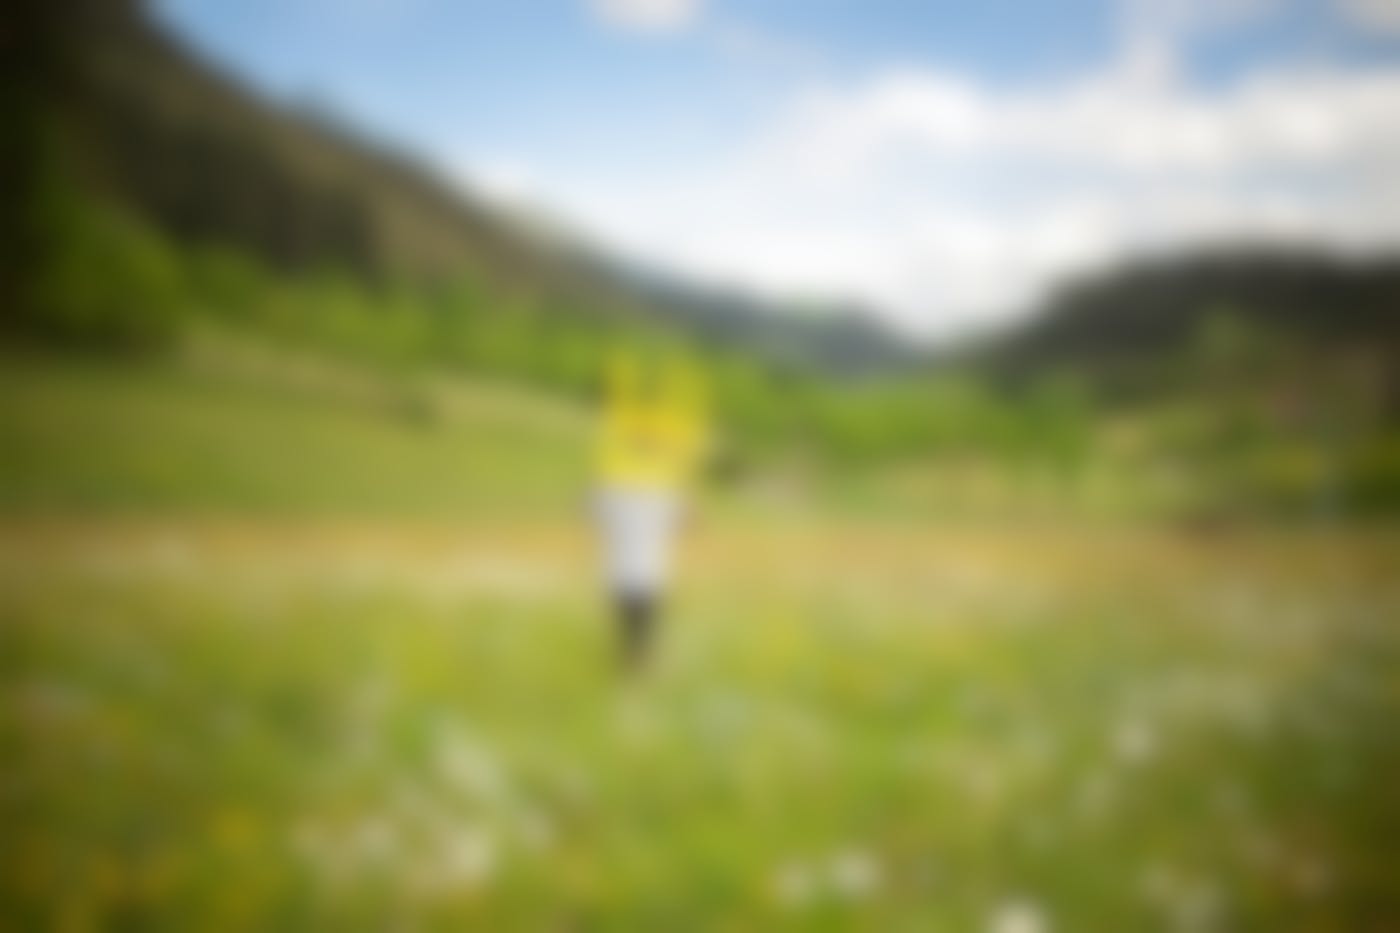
[154,0,1400,340]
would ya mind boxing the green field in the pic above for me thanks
[2,348,1397,930]
[0,338,594,520]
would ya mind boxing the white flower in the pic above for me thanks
[1113,716,1157,765]
[614,695,659,747]
[988,896,1050,933]
[694,690,749,744]
[439,825,497,889]
[349,814,398,864]
[956,753,1005,806]
[1170,879,1224,932]
[515,807,556,853]
[771,861,817,909]
[435,726,508,803]
[1139,861,1179,905]
[1141,867,1225,932]
[829,848,882,900]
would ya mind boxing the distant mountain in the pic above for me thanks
[6,0,907,374]
[614,268,919,376]
[957,248,1400,398]
[10,0,1397,389]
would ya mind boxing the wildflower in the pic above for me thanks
[1139,861,1178,905]
[1112,716,1157,766]
[435,726,508,803]
[439,825,497,889]
[694,689,748,745]
[1171,878,1225,932]
[1140,865,1225,932]
[988,896,1050,933]
[348,814,398,865]
[957,753,1005,807]
[515,807,556,853]
[614,694,659,747]
[829,848,881,900]
[771,861,817,910]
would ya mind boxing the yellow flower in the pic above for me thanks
[211,807,259,852]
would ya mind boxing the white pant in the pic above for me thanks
[594,487,682,595]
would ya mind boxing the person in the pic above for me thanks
[593,351,707,671]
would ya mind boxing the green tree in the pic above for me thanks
[29,190,183,350]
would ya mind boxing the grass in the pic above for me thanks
[1,344,1397,929]
[0,335,591,519]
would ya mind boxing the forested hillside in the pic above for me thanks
[4,0,1399,514]
[1,0,904,373]
[967,250,1400,407]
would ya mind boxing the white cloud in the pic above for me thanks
[1338,0,1400,34]
[462,21,1400,340]
[589,0,702,35]
[753,56,1400,181]
[706,18,827,74]
[465,157,539,205]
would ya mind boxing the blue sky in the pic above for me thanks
[154,0,1400,338]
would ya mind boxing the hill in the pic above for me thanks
[0,336,591,518]
[961,249,1400,405]
[2,0,906,374]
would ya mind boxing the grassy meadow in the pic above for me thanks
[1,342,1397,930]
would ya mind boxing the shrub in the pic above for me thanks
[29,193,184,350]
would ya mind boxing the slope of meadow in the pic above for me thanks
[1,514,1396,929]
[0,334,591,519]
[5,2,1398,926]
[1,345,1397,928]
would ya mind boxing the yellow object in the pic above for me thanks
[596,351,708,491]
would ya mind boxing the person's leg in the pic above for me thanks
[617,589,660,671]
